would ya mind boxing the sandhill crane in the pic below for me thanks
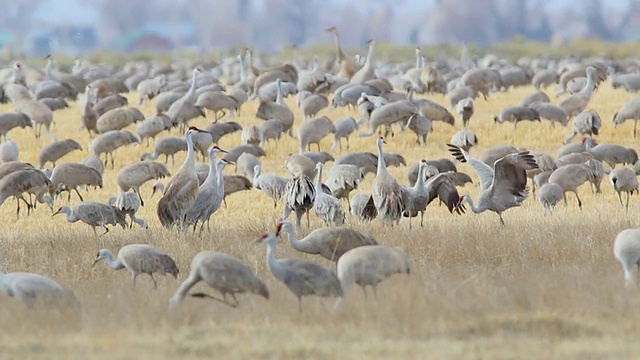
[276,221,377,262]
[350,192,377,221]
[335,152,378,176]
[241,124,260,145]
[548,163,598,209]
[257,232,343,311]
[331,117,358,151]
[285,153,317,180]
[256,79,294,137]
[584,137,638,169]
[108,191,146,229]
[450,128,478,152]
[48,162,102,202]
[136,114,172,146]
[157,126,209,229]
[559,66,597,118]
[167,67,201,130]
[221,175,252,206]
[564,109,601,144]
[38,139,82,168]
[401,160,465,229]
[92,244,178,289]
[313,162,345,225]
[325,164,362,210]
[456,97,474,127]
[282,170,316,228]
[537,182,564,215]
[493,106,540,127]
[0,139,18,163]
[300,94,329,121]
[336,245,410,302]
[169,251,269,308]
[82,154,104,175]
[359,101,418,137]
[372,137,404,225]
[609,167,638,211]
[613,228,640,285]
[15,98,54,141]
[298,116,336,153]
[612,97,640,138]
[236,152,261,179]
[0,168,52,217]
[405,113,432,146]
[0,250,77,309]
[116,161,170,206]
[91,130,140,168]
[205,121,243,144]
[222,144,266,164]
[519,90,550,107]
[253,164,287,208]
[53,201,127,235]
[0,112,32,141]
[350,39,376,84]
[448,144,538,225]
[327,26,357,80]
[195,91,239,120]
[140,136,187,165]
[186,152,229,231]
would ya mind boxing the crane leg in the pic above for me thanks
[361,286,368,298]
[74,188,84,202]
[229,293,239,307]
[634,120,638,138]
[420,211,425,227]
[618,191,624,208]
[499,213,505,225]
[132,273,138,287]
[99,226,109,237]
[149,274,158,290]
[372,285,378,298]
[574,192,582,209]
[298,297,303,312]
[626,192,631,213]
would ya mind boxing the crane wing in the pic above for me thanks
[491,151,537,203]
[424,173,466,214]
[447,144,494,190]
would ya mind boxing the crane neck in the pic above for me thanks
[61,207,79,223]
[265,240,282,277]
[315,165,324,191]
[275,80,283,104]
[216,162,225,195]
[463,195,482,213]
[364,43,374,68]
[333,32,345,61]
[238,56,246,81]
[45,59,55,80]
[415,51,420,69]
[103,252,124,270]
[582,71,595,95]
[179,132,197,174]
[376,142,388,176]
[186,70,198,101]
[415,164,427,190]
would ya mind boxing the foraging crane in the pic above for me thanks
[53,201,127,235]
[447,144,538,225]
[169,251,269,308]
[157,126,208,229]
[92,244,179,289]
[0,250,77,309]
[336,245,410,303]
[276,221,377,262]
[253,164,287,208]
[257,232,343,311]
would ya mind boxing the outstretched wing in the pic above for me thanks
[425,173,466,214]
[447,144,494,190]
[491,151,537,202]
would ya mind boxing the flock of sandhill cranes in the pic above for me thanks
[3,26,640,312]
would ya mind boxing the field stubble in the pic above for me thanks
[1,84,640,359]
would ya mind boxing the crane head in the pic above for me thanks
[91,249,110,268]
[187,125,204,133]
[256,232,274,244]
[210,144,227,154]
[581,136,587,143]
[421,159,427,164]
[367,39,374,45]
[325,26,337,33]
[377,136,387,145]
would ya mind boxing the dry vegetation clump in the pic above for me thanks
[1,79,640,359]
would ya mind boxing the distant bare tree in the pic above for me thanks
[584,0,637,41]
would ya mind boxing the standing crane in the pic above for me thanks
[157,126,208,229]
[186,151,229,231]
[257,232,343,311]
[91,244,179,289]
[167,67,201,131]
[372,137,404,225]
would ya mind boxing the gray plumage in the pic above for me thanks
[493,106,540,127]
[258,232,343,311]
[0,112,32,141]
[406,113,432,146]
[136,114,172,146]
[548,163,598,209]
[450,128,477,152]
[456,97,474,127]
[91,130,140,168]
[38,139,82,168]
[528,101,568,127]
[53,201,127,235]
[448,144,538,225]
[92,244,178,289]
[612,97,640,138]
[185,155,228,231]
[372,137,404,225]
[204,121,243,144]
[584,137,638,169]
[537,182,563,215]
[0,139,18,163]
[253,164,287,208]
[49,163,103,201]
[564,109,601,144]
[140,136,187,165]
[519,90,550,107]
[298,116,336,153]
[0,168,52,217]
[313,162,345,225]
[331,116,359,151]
[613,229,640,285]
[349,192,377,221]
[559,66,597,118]
[108,191,146,229]
[609,167,639,211]
[222,144,266,163]
[116,160,170,206]
[169,251,268,308]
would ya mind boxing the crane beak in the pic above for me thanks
[91,259,100,268]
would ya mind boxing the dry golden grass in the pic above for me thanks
[1,83,640,360]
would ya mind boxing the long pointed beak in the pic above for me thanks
[91,259,100,268]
